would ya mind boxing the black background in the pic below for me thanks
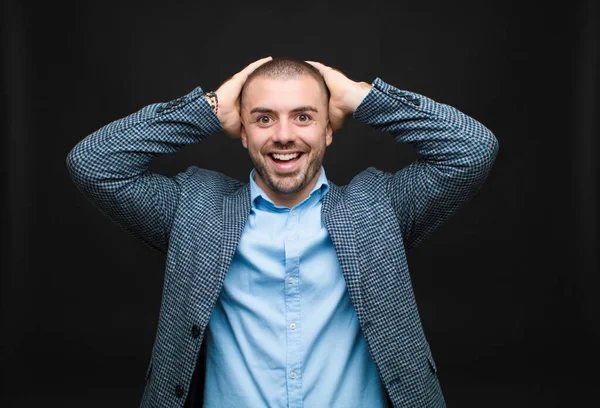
[1,0,598,407]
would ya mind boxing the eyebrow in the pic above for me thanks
[249,106,319,114]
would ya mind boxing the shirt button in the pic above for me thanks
[288,277,295,284]
[290,323,296,330]
[290,372,297,379]
[290,209,297,216]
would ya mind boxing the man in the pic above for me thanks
[67,56,498,408]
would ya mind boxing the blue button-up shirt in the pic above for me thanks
[203,168,388,407]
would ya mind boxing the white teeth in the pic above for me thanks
[272,153,300,161]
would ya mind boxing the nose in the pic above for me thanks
[272,120,296,145]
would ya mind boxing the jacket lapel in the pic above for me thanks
[322,183,363,319]
[220,184,252,278]
[185,183,252,331]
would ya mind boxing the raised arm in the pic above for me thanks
[66,57,272,253]
[308,61,499,249]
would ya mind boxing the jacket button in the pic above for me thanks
[191,324,201,338]
[175,385,184,398]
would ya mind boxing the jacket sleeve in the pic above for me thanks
[353,78,499,249]
[66,87,223,253]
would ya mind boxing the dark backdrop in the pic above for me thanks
[2,0,598,407]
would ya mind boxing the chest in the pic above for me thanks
[222,205,344,307]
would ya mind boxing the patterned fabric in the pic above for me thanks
[66,78,499,408]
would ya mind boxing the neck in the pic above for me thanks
[255,171,321,208]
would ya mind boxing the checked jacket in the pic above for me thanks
[67,77,498,408]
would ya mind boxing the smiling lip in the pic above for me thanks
[268,152,304,172]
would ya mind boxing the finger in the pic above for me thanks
[305,61,327,74]
[307,61,348,80]
[217,57,272,92]
[239,56,273,78]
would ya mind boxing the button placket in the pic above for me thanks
[283,238,302,404]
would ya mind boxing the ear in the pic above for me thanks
[325,120,333,147]
[240,124,248,149]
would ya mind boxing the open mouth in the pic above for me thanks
[268,152,303,171]
[272,152,301,161]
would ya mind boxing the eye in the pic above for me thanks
[296,114,312,123]
[257,116,272,125]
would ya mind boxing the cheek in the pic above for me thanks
[244,131,268,152]
[302,125,329,146]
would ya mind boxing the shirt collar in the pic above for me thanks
[249,167,330,210]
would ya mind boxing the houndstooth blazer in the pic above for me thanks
[67,78,498,408]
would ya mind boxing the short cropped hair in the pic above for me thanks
[240,57,330,106]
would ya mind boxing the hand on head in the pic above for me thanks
[214,56,273,138]
[213,57,372,137]
[305,61,372,132]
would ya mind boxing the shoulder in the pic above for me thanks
[176,166,247,196]
[324,167,391,211]
[345,167,390,199]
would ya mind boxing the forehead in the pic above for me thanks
[243,75,326,111]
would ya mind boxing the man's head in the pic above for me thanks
[239,57,333,207]
[240,57,330,108]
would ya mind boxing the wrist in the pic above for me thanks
[204,91,218,114]
[345,82,372,115]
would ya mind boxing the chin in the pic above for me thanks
[269,177,306,195]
